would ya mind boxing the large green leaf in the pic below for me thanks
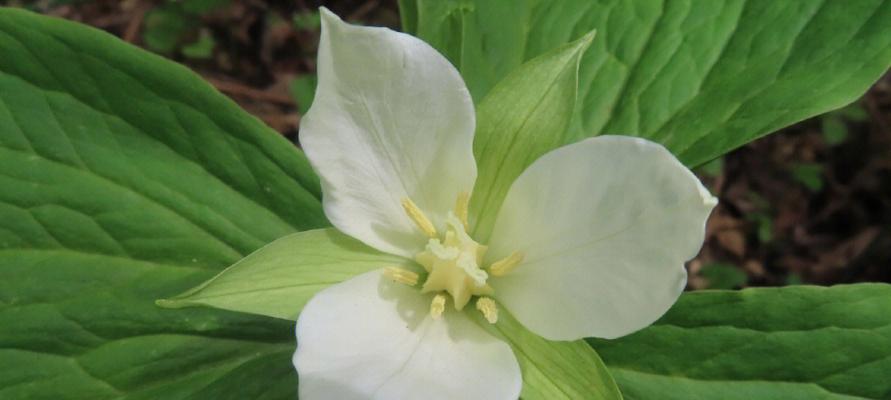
[0,8,325,399]
[403,0,891,166]
[590,284,891,400]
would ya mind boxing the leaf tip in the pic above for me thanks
[581,29,597,44]
[575,29,597,52]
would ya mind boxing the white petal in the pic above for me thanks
[487,136,717,341]
[294,270,521,400]
[300,9,477,258]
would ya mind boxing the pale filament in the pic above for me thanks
[488,251,525,277]
[401,198,437,238]
[382,266,419,286]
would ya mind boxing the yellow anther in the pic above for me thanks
[476,297,498,324]
[454,192,470,230]
[382,266,419,286]
[488,251,525,277]
[401,198,437,238]
[430,294,447,319]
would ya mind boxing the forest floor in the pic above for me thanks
[12,0,891,290]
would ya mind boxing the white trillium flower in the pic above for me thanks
[294,8,718,400]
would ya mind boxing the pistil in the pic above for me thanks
[454,192,470,230]
[430,294,447,319]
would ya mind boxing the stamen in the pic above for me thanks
[382,266,419,286]
[430,294,447,319]
[476,297,498,324]
[454,192,470,230]
[401,198,437,238]
[488,251,525,277]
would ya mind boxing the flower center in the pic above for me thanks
[415,212,492,310]
[383,195,525,324]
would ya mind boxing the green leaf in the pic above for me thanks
[180,0,231,15]
[292,10,321,31]
[695,157,724,177]
[486,311,623,400]
[397,0,419,35]
[143,5,191,53]
[699,262,747,289]
[159,228,406,320]
[404,0,891,166]
[0,251,300,399]
[590,284,891,399]
[181,29,215,59]
[470,31,594,241]
[787,273,805,286]
[0,8,325,398]
[790,162,824,191]
[838,103,869,122]
[821,115,849,145]
[754,213,774,243]
[143,0,229,55]
[288,74,317,115]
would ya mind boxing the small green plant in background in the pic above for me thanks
[293,9,321,31]
[746,193,775,244]
[821,102,870,145]
[289,9,321,116]
[143,0,228,56]
[790,162,825,192]
[180,28,215,59]
[787,273,805,285]
[695,156,724,179]
[700,262,748,290]
[289,74,317,115]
